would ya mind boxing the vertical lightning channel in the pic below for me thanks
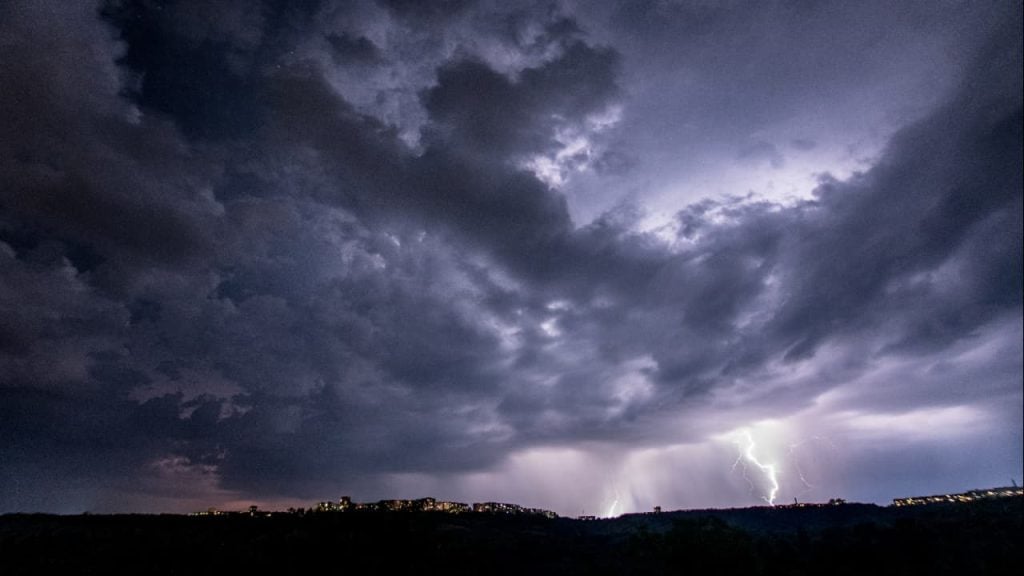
[734,429,779,506]
[605,488,621,518]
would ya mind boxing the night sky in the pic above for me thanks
[1,1,1021,516]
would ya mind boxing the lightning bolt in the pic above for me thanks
[605,488,621,518]
[786,434,835,494]
[787,441,815,495]
[733,429,779,506]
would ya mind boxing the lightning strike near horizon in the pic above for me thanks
[733,429,780,506]
[787,435,836,498]
[605,488,621,518]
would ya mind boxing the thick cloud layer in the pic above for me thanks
[1,0,1020,514]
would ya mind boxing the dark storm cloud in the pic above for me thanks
[0,4,221,281]
[326,33,382,64]
[0,0,1019,512]
[377,0,472,19]
[422,41,619,158]
[774,30,1021,358]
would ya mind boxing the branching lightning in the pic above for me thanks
[732,429,779,506]
[786,435,836,499]
[787,441,815,495]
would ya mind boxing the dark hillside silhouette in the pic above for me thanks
[1,498,1019,575]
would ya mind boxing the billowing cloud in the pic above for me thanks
[0,0,1020,514]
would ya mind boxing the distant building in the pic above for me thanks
[777,498,851,509]
[188,507,224,517]
[311,496,552,517]
[316,497,353,512]
[525,507,559,519]
[471,502,557,518]
[473,501,525,514]
[378,499,411,512]
[317,501,339,512]
[892,486,1023,507]
[653,506,662,514]
[431,500,471,513]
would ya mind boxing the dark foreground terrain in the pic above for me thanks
[1,498,1020,575]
